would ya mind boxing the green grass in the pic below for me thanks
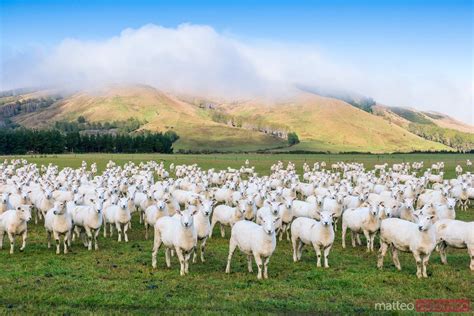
[1,153,473,314]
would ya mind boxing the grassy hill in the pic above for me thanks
[1,85,470,153]
[222,93,451,153]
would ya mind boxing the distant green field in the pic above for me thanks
[0,153,473,314]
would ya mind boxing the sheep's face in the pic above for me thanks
[320,211,334,227]
[157,200,167,211]
[178,209,197,228]
[17,206,32,222]
[415,214,434,231]
[284,198,293,209]
[53,202,66,215]
[201,201,214,217]
[259,216,277,235]
[447,198,456,210]
[1,193,10,204]
[119,198,129,210]
[45,190,53,199]
[269,202,282,216]
[95,200,104,214]
[404,199,414,211]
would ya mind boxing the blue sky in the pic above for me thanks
[1,0,472,122]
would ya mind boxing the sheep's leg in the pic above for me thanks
[209,218,217,238]
[53,231,60,254]
[333,217,339,232]
[468,246,474,271]
[123,223,129,242]
[439,242,448,264]
[165,248,171,268]
[144,223,149,240]
[175,247,185,276]
[247,255,253,272]
[350,231,356,248]
[116,222,122,242]
[200,237,207,262]
[254,254,263,280]
[225,238,237,274]
[422,254,430,278]
[7,232,15,254]
[151,230,162,269]
[356,234,362,246]
[377,242,388,269]
[84,227,93,250]
[110,224,114,237]
[314,244,322,267]
[391,246,401,270]
[297,241,304,261]
[64,233,69,254]
[370,234,376,252]
[0,231,5,249]
[263,257,270,279]
[278,224,284,241]
[363,230,371,252]
[341,223,347,248]
[184,251,191,274]
[47,231,52,249]
[286,225,290,241]
[291,237,298,262]
[93,229,100,250]
[413,251,423,278]
[323,245,332,268]
[220,224,225,238]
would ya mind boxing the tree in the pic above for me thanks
[287,132,300,146]
[77,116,86,124]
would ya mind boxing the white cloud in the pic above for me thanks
[1,23,472,124]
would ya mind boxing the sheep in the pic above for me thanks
[341,204,381,252]
[151,208,198,276]
[0,205,32,254]
[0,192,11,214]
[103,197,131,242]
[433,198,456,220]
[192,199,215,263]
[70,199,104,250]
[377,214,437,278]
[435,219,474,270]
[144,199,169,240]
[292,199,320,220]
[31,188,54,224]
[225,215,279,279]
[278,197,295,241]
[290,211,335,267]
[322,194,344,231]
[209,204,245,238]
[44,201,73,254]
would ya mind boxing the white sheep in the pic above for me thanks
[144,199,169,240]
[0,205,32,254]
[151,208,198,276]
[192,199,215,263]
[290,211,335,267]
[435,219,473,270]
[377,214,437,278]
[44,201,73,254]
[103,197,131,242]
[209,204,245,238]
[225,215,279,279]
[341,204,381,251]
[70,199,104,250]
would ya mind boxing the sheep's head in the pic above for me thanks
[176,208,197,228]
[119,197,129,210]
[16,205,32,222]
[1,192,10,204]
[258,214,278,235]
[319,211,335,227]
[201,200,215,217]
[414,214,435,231]
[53,202,66,215]
[447,198,456,210]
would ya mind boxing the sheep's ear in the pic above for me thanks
[175,209,183,215]
[191,209,198,216]
[331,212,337,217]
[273,217,280,223]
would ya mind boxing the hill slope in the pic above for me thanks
[0,85,467,152]
[222,93,450,152]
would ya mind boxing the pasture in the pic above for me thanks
[0,153,473,314]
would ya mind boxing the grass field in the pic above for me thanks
[0,153,473,314]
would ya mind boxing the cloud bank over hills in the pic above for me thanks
[2,23,472,124]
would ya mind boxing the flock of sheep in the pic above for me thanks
[0,158,473,279]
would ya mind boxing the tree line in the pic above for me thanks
[0,129,179,155]
[408,123,474,153]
